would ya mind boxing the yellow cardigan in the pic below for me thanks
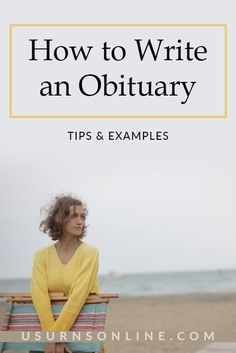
[31,242,99,331]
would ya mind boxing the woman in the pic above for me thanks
[31,194,99,353]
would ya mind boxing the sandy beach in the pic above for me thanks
[1,293,236,353]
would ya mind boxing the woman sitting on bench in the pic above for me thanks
[31,194,99,353]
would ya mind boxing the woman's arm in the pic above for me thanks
[50,247,99,332]
[31,250,55,330]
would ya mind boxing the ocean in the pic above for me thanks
[1,269,236,297]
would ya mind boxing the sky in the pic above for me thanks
[0,0,235,279]
[0,118,235,279]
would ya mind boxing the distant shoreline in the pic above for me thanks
[2,267,236,280]
[1,269,236,296]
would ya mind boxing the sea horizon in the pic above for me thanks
[1,268,236,297]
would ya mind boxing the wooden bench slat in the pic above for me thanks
[0,292,119,299]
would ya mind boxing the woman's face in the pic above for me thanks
[62,204,85,237]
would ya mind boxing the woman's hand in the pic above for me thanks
[45,342,56,353]
[44,341,72,353]
[55,343,72,353]
[64,344,72,353]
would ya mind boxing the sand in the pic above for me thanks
[1,293,236,353]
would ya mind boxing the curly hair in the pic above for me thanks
[40,194,88,240]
